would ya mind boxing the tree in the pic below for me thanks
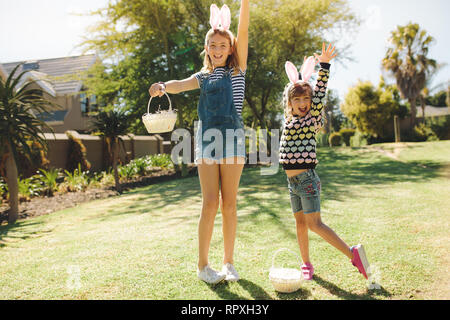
[90,108,130,193]
[324,89,346,133]
[447,84,450,109]
[244,0,358,129]
[425,88,447,107]
[382,22,438,127]
[81,0,206,135]
[80,0,358,132]
[0,65,57,223]
[340,80,402,139]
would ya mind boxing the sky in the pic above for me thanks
[1,0,449,100]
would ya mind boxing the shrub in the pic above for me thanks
[18,176,43,200]
[38,168,60,196]
[6,141,50,179]
[412,123,439,142]
[63,164,93,192]
[66,131,91,173]
[429,115,450,140]
[99,170,115,187]
[339,128,356,146]
[118,164,138,181]
[147,154,174,169]
[350,131,369,147]
[130,157,148,176]
[329,132,342,147]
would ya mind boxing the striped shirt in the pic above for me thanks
[194,67,246,116]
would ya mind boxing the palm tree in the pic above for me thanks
[0,64,57,223]
[382,22,437,127]
[91,108,129,193]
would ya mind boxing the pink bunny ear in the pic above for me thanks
[300,56,318,82]
[285,61,299,84]
[210,4,221,30]
[220,5,231,30]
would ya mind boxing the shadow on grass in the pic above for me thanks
[204,278,274,300]
[312,275,392,300]
[317,148,444,202]
[0,220,50,248]
[87,147,445,232]
[202,274,392,300]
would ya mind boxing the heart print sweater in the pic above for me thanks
[279,63,330,170]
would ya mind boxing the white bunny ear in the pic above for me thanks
[220,4,231,30]
[210,4,221,30]
[300,56,318,82]
[285,61,299,84]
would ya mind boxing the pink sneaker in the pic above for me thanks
[301,262,314,280]
[350,244,370,280]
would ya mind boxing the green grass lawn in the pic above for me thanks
[1,141,449,300]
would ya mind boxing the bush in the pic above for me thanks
[66,131,91,173]
[63,164,92,192]
[339,128,356,146]
[146,154,174,169]
[329,132,342,147]
[38,168,60,196]
[18,176,44,200]
[412,123,439,142]
[350,131,369,147]
[6,141,50,179]
[118,164,138,181]
[97,170,115,188]
[429,115,450,140]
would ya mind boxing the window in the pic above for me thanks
[80,93,88,113]
[23,61,39,71]
[89,95,98,112]
[80,93,98,114]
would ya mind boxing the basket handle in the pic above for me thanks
[271,248,302,269]
[147,92,172,114]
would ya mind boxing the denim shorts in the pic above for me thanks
[287,169,321,215]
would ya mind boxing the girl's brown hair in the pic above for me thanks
[201,28,241,76]
[282,82,313,122]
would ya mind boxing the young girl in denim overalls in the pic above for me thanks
[149,1,249,284]
[280,43,371,281]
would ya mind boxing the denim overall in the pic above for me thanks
[194,68,246,163]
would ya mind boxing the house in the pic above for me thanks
[0,54,98,133]
[416,105,450,118]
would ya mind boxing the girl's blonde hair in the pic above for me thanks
[282,82,313,122]
[201,28,240,76]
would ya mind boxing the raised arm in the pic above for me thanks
[236,0,249,72]
[149,76,199,98]
[310,43,337,115]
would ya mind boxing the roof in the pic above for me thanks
[15,70,57,97]
[416,105,450,118]
[1,54,97,96]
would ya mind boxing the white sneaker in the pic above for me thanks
[197,265,226,284]
[222,263,240,282]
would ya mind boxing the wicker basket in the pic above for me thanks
[269,248,303,293]
[142,92,177,134]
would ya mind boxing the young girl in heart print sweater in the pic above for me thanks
[279,43,371,282]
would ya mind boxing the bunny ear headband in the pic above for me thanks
[210,4,231,30]
[285,57,319,84]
